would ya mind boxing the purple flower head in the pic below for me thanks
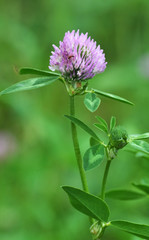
[49,30,107,81]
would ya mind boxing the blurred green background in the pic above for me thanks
[0,0,149,239]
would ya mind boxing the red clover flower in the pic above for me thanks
[49,30,107,82]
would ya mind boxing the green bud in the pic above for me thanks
[109,126,128,150]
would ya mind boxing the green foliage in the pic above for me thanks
[19,67,61,77]
[90,137,99,147]
[110,116,116,131]
[62,186,110,222]
[96,116,108,130]
[93,89,134,105]
[128,140,149,155]
[0,76,59,95]
[106,189,146,200]
[84,92,101,112]
[1,0,149,239]
[94,123,108,134]
[132,182,149,195]
[83,144,105,171]
[111,220,149,239]
[64,115,100,141]
[94,116,109,134]
[129,133,149,141]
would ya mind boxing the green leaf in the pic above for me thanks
[62,186,110,222]
[84,93,101,112]
[135,152,149,159]
[132,183,149,195]
[105,189,146,200]
[0,76,59,95]
[111,220,149,239]
[128,140,149,155]
[129,133,149,141]
[64,115,100,141]
[83,144,105,171]
[19,67,60,77]
[90,137,99,147]
[110,116,116,131]
[94,123,108,134]
[93,89,134,105]
[96,116,108,130]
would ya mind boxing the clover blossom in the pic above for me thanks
[49,30,107,81]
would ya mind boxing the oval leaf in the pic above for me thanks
[106,189,146,200]
[132,183,149,195]
[62,186,110,222]
[110,116,116,131]
[129,133,149,141]
[93,89,134,105]
[83,144,105,171]
[94,123,108,134]
[84,93,101,112]
[128,140,149,155]
[111,220,149,239]
[64,115,100,141]
[0,76,59,95]
[19,67,60,77]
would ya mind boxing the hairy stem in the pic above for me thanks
[69,95,89,192]
[69,96,95,228]
[101,155,112,200]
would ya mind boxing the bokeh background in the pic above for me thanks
[0,0,149,239]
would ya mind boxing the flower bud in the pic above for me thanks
[109,126,128,150]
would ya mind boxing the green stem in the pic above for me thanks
[69,95,89,192]
[101,158,112,200]
[69,96,95,228]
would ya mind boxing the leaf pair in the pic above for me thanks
[63,186,149,240]
[94,115,116,134]
[0,67,61,95]
[94,116,109,134]
[0,67,134,110]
